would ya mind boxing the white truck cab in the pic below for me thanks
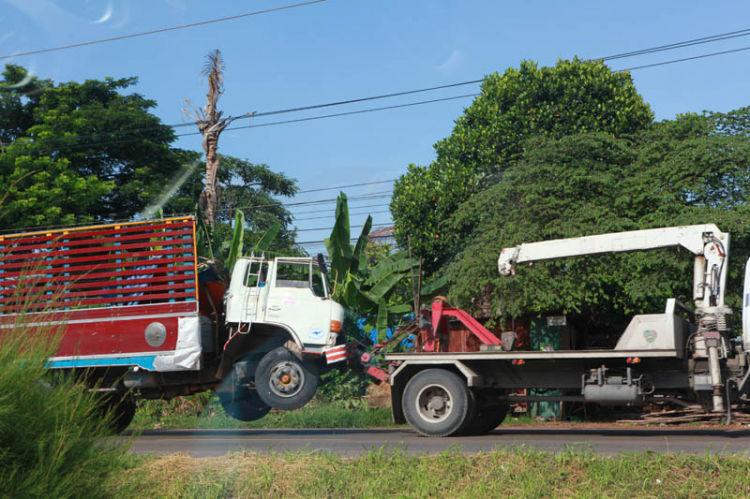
[225,255,345,352]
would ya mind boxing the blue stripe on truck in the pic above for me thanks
[46,356,156,370]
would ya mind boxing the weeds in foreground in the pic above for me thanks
[0,318,130,498]
[118,446,750,498]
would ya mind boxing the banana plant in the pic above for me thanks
[325,192,413,342]
[195,205,280,271]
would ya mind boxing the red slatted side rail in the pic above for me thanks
[0,217,198,314]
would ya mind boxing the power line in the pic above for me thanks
[598,28,750,62]
[8,26,750,152]
[219,191,393,213]
[618,44,750,71]
[182,94,480,137]
[3,94,478,153]
[288,202,391,215]
[295,179,396,194]
[0,1,325,61]
[294,210,391,221]
[289,234,395,246]
[235,80,483,121]
[294,222,393,233]
[5,27,750,156]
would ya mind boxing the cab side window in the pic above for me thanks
[245,262,269,287]
[276,262,310,289]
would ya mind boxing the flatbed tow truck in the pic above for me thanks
[361,224,750,437]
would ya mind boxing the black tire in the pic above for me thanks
[104,394,136,433]
[255,347,319,411]
[217,367,272,422]
[402,369,472,437]
[460,403,509,436]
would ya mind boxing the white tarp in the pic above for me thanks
[153,316,202,371]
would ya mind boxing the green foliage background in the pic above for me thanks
[391,58,654,272]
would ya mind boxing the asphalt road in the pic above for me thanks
[128,427,750,457]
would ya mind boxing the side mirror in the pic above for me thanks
[316,253,328,275]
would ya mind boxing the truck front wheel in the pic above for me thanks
[402,369,471,437]
[218,367,272,422]
[255,347,319,410]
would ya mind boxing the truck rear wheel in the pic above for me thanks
[255,347,319,410]
[218,367,272,422]
[402,369,471,437]
[103,394,136,433]
[460,402,509,435]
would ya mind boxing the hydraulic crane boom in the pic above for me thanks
[498,224,730,310]
[498,223,733,412]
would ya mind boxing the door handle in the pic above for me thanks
[268,306,281,311]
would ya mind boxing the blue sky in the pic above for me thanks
[3,1,750,253]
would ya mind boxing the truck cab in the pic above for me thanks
[224,255,344,352]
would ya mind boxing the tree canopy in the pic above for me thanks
[163,151,299,253]
[0,64,182,228]
[444,110,750,340]
[390,58,654,272]
[0,64,297,249]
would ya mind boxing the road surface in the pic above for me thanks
[128,427,750,457]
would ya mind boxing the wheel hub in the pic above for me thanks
[416,385,452,422]
[269,361,305,398]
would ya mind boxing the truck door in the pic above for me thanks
[241,258,270,323]
[265,258,331,348]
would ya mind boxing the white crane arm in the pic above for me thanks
[498,224,730,308]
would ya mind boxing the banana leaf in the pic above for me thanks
[388,304,413,314]
[195,204,214,260]
[420,275,448,296]
[225,209,245,271]
[366,252,413,286]
[367,271,406,303]
[325,192,353,286]
[376,301,389,343]
[351,215,373,273]
[254,221,280,252]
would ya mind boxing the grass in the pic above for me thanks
[0,313,131,497]
[131,396,398,430]
[114,446,750,498]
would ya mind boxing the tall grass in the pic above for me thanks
[0,308,131,497]
[118,446,750,498]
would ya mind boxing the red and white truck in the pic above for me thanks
[0,216,345,430]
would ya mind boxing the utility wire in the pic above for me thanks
[180,94,480,138]
[217,191,393,213]
[294,210,391,221]
[0,1,325,60]
[2,94,477,153]
[295,179,395,194]
[597,28,750,61]
[7,26,750,151]
[618,45,750,71]
[294,222,393,233]
[288,202,391,215]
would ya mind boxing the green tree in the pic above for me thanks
[0,64,183,228]
[163,151,298,254]
[446,111,750,342]
[391,58,654,271]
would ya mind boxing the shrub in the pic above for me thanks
[0,318,130,497]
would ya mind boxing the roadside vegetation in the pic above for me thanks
[132,370,397,430]
[132,397,395,430]
[116,447,750,497]
[0,320,131,497]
